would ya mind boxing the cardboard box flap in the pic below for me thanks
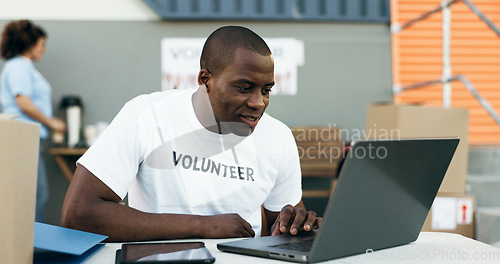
[0,114,20,120]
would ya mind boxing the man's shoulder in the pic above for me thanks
[126,89,196,109]
[258,113,293,137]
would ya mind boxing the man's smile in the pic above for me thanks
[239,114,261,128]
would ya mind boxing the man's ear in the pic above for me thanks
[197,69,211,91]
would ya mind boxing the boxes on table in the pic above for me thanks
[365,104,473,237]
[365,104,469,194]
[421,193,475,239]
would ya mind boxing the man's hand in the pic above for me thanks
[200,213,255,238]
[270,204,323,236]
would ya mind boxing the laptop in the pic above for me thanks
[217,138,459,263]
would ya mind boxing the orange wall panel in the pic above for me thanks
[392,0,500,144]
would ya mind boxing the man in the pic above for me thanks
[61,26,322,241]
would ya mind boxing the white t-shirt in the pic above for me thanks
[78,89,302,236]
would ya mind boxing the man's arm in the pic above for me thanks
[263,201,323,236]
[61,165,255,242]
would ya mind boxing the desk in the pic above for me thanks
[47,148,87,181]
[86,232,500,263]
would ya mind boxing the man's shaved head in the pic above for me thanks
[200,26,272,76]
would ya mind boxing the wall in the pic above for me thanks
[0,0,158,21]
[0,1,392,225]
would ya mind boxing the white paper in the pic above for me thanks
[161,38,304,95]
[431,197,457,230]
[161,38,205,92]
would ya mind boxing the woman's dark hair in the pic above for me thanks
[0,20,47,60]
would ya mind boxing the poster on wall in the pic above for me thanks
[161,38,304,95]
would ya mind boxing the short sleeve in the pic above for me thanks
[263,129,302,212]
[5,60,34,98]
[77,100,148,199]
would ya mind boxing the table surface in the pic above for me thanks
[85,232,500,264]
[47,147,88,155]
[47,147,88,181]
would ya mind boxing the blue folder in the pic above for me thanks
[33,222,108,264]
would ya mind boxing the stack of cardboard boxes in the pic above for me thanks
[365,104,475,238]
[292,126,344,199]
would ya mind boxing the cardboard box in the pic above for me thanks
[365,104,469,194]
[421,193,475,239]
[0,114,40,264]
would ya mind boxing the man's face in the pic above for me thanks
[205,48,274,135]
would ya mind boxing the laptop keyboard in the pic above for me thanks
[268,238,314,252]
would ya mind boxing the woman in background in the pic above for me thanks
[0,20,66,222]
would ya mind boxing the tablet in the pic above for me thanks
[119,242,215,264]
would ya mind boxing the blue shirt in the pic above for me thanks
[0,56,52,139]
